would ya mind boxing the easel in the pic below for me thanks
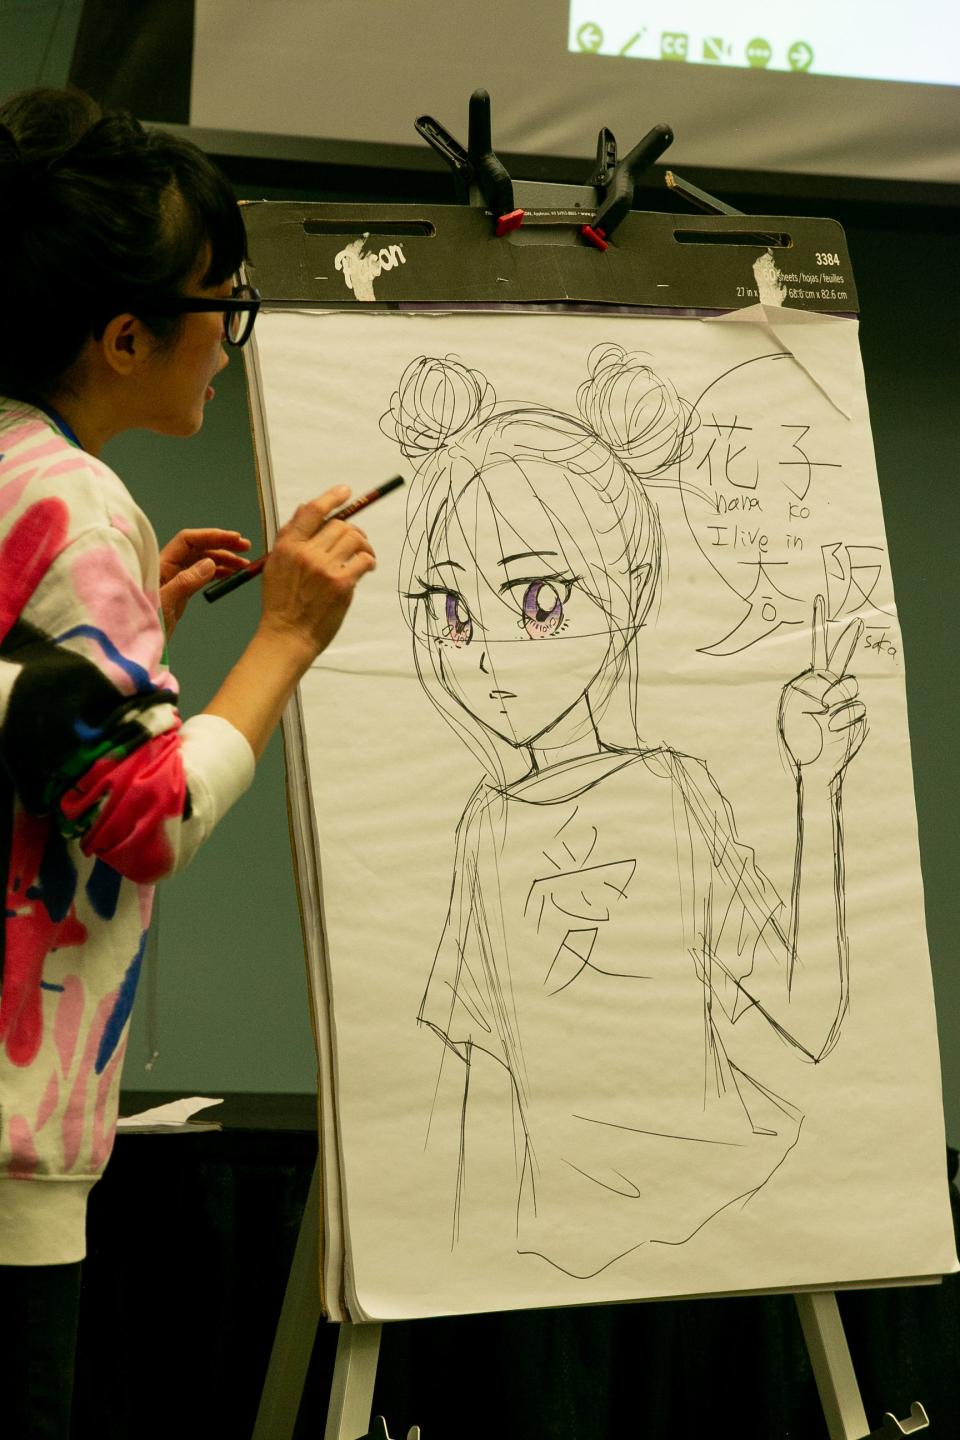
[246,91,934,1440]
[254,1164,929,1440]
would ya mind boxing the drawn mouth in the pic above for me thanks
[489,689,516,716]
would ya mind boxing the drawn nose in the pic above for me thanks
[479,649,489,674]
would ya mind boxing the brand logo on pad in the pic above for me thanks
[335,236,406,302]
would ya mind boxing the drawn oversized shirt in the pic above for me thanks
[420,748,803,1276]
[0,400,255,1265]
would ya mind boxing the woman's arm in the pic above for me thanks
[2,479,374,882]
[202,486,375,758]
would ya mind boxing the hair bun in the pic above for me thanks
[577,343,691,473]
[0,124,55,210]
[0,124,28,198]
[0,160,47,211]
[381,355,495,458]
[0,123,21,160]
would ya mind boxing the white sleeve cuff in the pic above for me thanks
[178,713,256,836]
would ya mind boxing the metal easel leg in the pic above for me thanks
[795,1291,871,1440]
[324,1322,383,1440]
[253,1157,323,1440]
[795,1291,930,1440]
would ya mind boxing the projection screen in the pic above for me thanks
[192,0,960,184]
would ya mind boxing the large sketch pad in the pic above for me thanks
[249,308,955,1321]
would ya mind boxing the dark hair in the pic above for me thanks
[0,86,247,405]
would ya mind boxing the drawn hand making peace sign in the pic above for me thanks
[779,596,868,783]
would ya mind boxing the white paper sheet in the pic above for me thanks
[117,1097,223,1130]
[250,308,956,1320]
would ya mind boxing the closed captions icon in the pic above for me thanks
[661,31,689,60]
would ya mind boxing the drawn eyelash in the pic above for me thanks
[407,581,483,640]
[406,580,468,607]
[498,572,579,600]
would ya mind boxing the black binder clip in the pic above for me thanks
[468,89,524,235]
[415,88,523,237]
[414,113,473,204]
[584,126,618,191]
[580,122,674,249]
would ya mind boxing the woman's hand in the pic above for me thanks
[258,486,376,658]
[159,527,252,636]
[201,487,376,760]
[778,595,867,784]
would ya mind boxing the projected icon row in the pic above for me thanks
[575,24,815,72]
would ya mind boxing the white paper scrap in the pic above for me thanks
[117,1097,224,1130]
[708,303,860,420]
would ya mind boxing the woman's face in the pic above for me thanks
[415,462,621,749]
[141,262,232,438]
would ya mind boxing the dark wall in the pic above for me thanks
[847,219,960,1142]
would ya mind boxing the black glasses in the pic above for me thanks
[131,284,261,347]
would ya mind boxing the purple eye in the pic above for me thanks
[522,580,565,639]
[444,592,473,647]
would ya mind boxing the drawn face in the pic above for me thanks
[414,463,620,749]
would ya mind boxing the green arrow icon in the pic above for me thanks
[745,36,772,68]
[576,21,604,52]
[787,40,814,72]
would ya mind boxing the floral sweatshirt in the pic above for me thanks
[0,400,255,1265]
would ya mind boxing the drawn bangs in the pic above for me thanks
[400,447,481,640]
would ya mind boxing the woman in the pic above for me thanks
[388,347,866,1277]
[0,87,375,1434]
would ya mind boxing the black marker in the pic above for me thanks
[203,475,405,603]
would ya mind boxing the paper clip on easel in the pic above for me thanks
[416,88,672,246]
[414,87,812,254]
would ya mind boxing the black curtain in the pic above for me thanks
[75,1119,960,1440]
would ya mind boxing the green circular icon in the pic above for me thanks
[745,36,772,68]
[576,21,604,53]
[787,40,814,72]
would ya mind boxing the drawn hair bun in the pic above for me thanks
[577,343,691,474]
[382,355,495,458]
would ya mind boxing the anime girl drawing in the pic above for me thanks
[383,343,867,1279]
